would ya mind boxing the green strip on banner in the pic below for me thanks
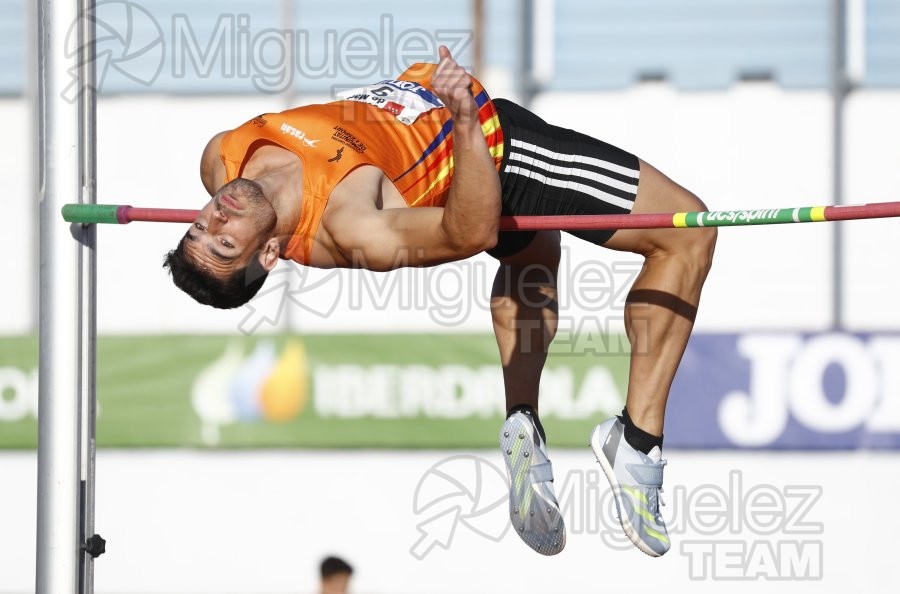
[0,334,631,449]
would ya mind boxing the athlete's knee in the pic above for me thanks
[688,195,716,273]
[647,194,716,278]
[674,200,716,277]
[687,226,717,279]
[492,261,558,303]
[631,163,716,275]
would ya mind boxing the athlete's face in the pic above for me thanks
[183,178,277,278]
[321,573,351,594]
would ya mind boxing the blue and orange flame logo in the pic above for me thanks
[192,340,308,444]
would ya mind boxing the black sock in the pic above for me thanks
[507,404,547,444]
[618,407,663,455]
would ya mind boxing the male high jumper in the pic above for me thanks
[165,47,716,556]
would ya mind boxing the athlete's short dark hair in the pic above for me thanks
[320,556,353,579]
[163,236,268,309]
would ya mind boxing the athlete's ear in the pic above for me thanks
[258,237,281,272]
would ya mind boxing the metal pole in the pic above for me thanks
[517,0,536,107]
[27,0,40,333]
[831,0,849,329]
[36,0,84,591]
[78,0,100,591]
[280,0,295,101]
[473,0,484,78]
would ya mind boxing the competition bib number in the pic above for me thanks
[337,79,445,125]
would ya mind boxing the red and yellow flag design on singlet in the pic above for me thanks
[218,63,504,265]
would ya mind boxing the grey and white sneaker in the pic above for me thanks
[590,416,670,557]
[500,412,565,555]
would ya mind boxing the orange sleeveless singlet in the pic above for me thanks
[218,63,505,265]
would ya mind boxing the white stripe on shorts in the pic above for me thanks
[509,138,640,180]
[503,165,635,210]
[506,151,639,194]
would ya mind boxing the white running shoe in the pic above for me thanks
[500,412,565,555]
[590,416,670,557]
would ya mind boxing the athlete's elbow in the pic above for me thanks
[442,226,496,257]
[475,202,501,252]
[474,190,502,250]
[475,228,499,253]
[447,216,499,255]
[471,216,500,253]
[443,186,501,254]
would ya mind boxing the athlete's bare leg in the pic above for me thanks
[602,160,717,436]
[491,161,714,436]
[493,230,568,556]
[490,231,561,413]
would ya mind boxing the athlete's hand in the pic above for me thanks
[431,45,479,127]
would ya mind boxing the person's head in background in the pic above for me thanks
[319,556,353,594]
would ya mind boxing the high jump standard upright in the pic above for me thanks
[36,0,103,593]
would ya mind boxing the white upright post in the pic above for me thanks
[78,0,100,591]
[36,0,93,592]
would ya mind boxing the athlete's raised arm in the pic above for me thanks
[322,46,501,271]
[432,44,502,256]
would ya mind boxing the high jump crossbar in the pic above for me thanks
[61,200,900,229]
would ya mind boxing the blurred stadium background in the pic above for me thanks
[2,0,899,592]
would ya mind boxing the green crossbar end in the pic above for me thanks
[61,204,123,224]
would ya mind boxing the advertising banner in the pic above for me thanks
[2,332,898,449]
[0,334,628,448]
[667,333,900,449]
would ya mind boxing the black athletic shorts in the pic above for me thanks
[487,99,641,258]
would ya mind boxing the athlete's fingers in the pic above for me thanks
[435,64,469,94]
[435,78,469,110]
[431,47,478,123]
[434,72,463,103]
[433,45,453,79]
[441,72,472,101]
